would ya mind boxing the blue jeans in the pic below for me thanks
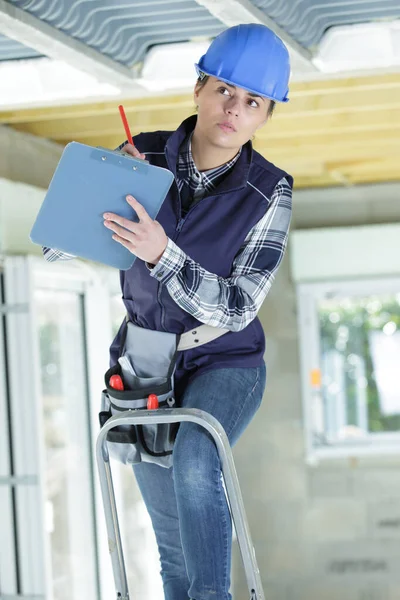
[133,363,267,600]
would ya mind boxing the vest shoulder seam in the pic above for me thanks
[247,181,270,202]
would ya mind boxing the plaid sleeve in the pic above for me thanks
[116,140,128,151]
[148,177,293,331]
[42,247,76,261]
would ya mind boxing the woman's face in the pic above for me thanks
[194,76,271,149]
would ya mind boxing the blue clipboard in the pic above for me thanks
[30,142,174,270]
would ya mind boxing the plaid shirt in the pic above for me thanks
[177,132,241,215]
[43,137,292,331]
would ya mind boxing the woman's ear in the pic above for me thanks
[194,81,201,102]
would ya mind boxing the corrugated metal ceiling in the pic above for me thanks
[0,0,225,64]
[0,31,40,59]
[252,0,400,48]
[0,0,399,63]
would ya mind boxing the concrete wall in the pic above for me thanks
[0,125,62,256]
[232,182,400,600]
[0,125,63,189]
[0,177,45,254]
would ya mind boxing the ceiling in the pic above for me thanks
[0,0,399,189]
[0,31,39,59]
[0,0,224,65]
[0,0,399,63]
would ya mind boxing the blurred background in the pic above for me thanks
[0,1,400,600]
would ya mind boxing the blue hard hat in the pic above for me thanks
[195,24,290,103]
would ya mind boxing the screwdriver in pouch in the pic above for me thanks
[109,374,124,391]
[147,394,159,409]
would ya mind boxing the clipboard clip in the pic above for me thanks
[91,147,150,174]
[96,146,149,165]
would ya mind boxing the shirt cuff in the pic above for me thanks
[146,238,187,284]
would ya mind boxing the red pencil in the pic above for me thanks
[118,104,134,146]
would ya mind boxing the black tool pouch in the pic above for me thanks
[99,319,179,468]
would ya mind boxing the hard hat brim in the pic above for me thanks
[194,64,289,104]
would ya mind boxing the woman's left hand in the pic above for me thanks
[103,195,168,265]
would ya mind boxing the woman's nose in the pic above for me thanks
[225,98,240,116]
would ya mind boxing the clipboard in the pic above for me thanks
[30,142,175,270]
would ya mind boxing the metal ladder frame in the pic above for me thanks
[96,408,265,600]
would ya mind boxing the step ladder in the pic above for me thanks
[96,408,265,600]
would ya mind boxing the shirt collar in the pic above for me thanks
[177,131,242,189]
[165,115,253,194]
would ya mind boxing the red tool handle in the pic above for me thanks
[109,374,124,391]
[147,394,159,410]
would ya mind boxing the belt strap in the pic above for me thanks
[177,324,229,351]
[124,314,229,351]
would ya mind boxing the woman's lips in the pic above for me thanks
[218,122,236,133]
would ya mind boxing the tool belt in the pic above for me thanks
[99,317,229,468]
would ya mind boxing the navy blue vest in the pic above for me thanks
[110,115,292,390]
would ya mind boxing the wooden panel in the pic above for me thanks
[1,72,399,189]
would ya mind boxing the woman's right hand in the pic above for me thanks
[121,143,146,161]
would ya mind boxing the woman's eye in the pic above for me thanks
[218,87,230,96]
[248,99,259,108]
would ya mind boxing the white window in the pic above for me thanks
[298,277,400,462]
[1,256,162,600]
[35,287,98,599]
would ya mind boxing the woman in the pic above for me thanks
[44,23,293,600]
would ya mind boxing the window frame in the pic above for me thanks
[2,254,164,599]
[0,269,19,595]
[297,275,400,464]
[1,255,121,600]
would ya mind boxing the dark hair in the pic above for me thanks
[196,74,276,118]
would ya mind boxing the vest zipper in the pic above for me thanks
[157,279,168,331]
[173,198,205,241]
[176,217,185,233]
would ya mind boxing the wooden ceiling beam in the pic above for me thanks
[1,73,399,125]
[1,71,399,189]
[293,170,400,189]
[287,157,400,186]
[264,140,400,164]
